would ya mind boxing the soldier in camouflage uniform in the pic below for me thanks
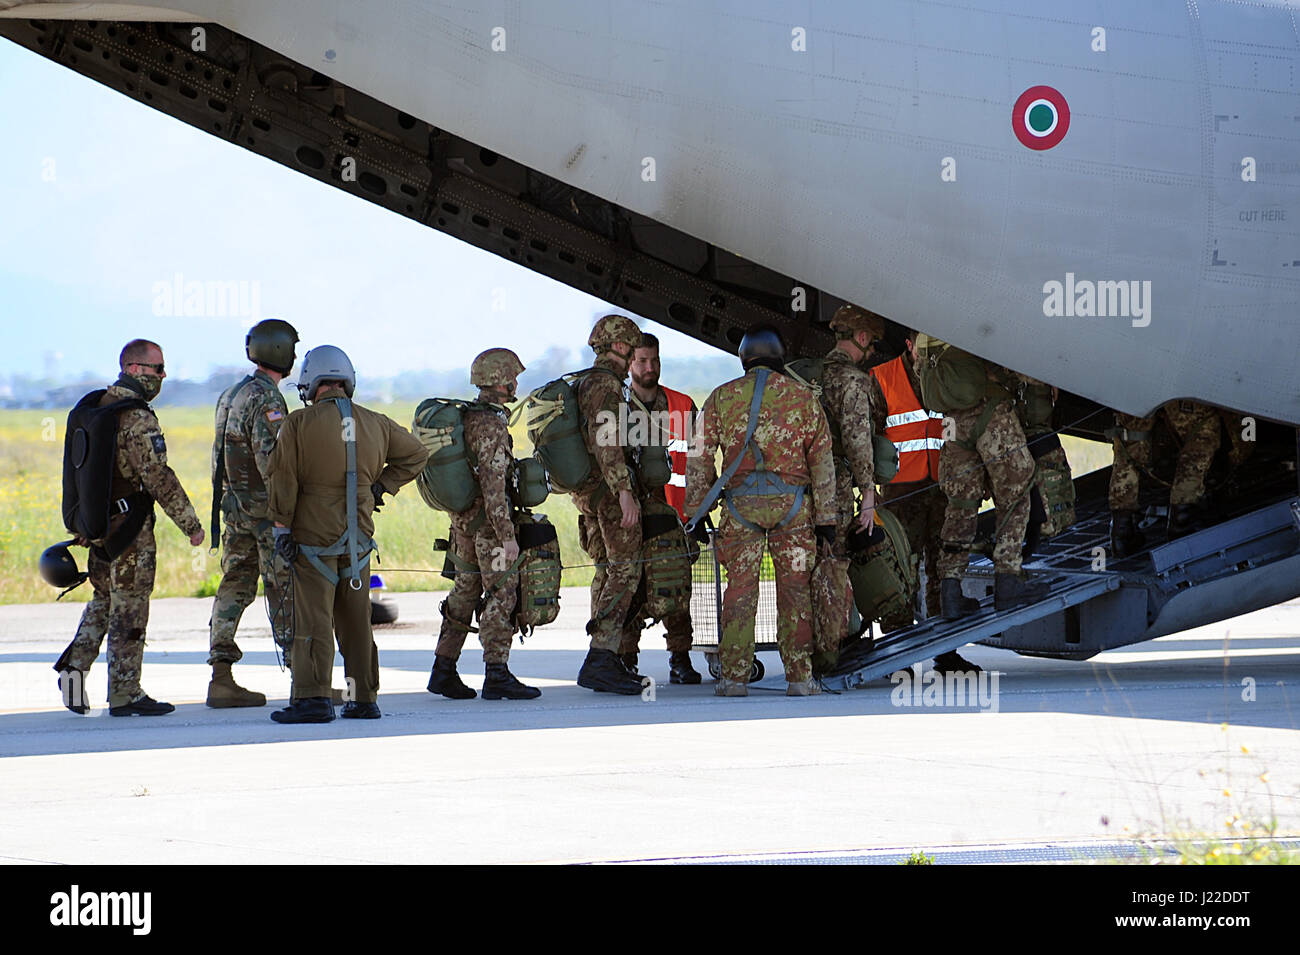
[206,319,298,708]
[618,331,701,685]
[572,315,647,695]
[1109,399,1221,554]
[813,304,880,666]
[923,340,1048,618]
[686,327,837,696]
[427,348,541,701]
[55,340,204,716]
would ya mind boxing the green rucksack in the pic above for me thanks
[640,498,692,619]
[509,455,551,509]
[913,335,989,414]
[412,398,486,513]
[785,357,900,483]
[520,368,620,493]
[513,512,561,633]
[847,507,918,633]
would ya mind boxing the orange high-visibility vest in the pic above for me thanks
[662,386,693,521]
[870,354,944,483]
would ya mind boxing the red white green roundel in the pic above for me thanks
[1012,86,1070,150]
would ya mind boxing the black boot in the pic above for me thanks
[940,579,980,621]
[482,663,542,700]
[270,697,335,723]
[56,670,89,715]
[340,700,382,719]
[619,652,643,678]
[577,649,645,695]
[1167,503,1198,539]
[109,694,175,717]
[932,650,981,675]
[1110,510,1145,557]
[669,651,701,685]
[427,654,476,700]
[994,573,1050,612]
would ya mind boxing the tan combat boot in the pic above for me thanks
[207,662,267,708]
[786,678,822,697]
[714,678,748,697]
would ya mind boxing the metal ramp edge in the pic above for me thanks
[821,574,1122,690]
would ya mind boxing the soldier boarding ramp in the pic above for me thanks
[822,493,1300,691]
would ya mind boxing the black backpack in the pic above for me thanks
[62,390,153,560]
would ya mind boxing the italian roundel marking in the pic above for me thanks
[1012,85,1069,150]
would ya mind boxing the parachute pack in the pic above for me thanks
[912,336,991,414]
[640,498,692,620]
[784,357,900,483]
[61,389,152,560]
[520,367,621,492]
[847,506,918,633]
[412,398,489,513]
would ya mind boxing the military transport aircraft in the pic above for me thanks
[2,1,1298,679]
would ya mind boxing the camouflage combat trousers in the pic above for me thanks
[879,480,945,619]
[208,515,292,665]
[436,522,519,665]
[289,553,377,703]
[937,399,1034,578]
[1109,403,1221,510]
[576,489,643,653]
[58,516,156,707]
[714,492,815,683]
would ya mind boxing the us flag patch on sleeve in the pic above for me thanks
[266,409,283,423]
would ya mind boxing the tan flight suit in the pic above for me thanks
[267,387,427,702]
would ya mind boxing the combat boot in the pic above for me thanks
[619,652,643,678]
[56,670,89,714]
[577,649,645,695]
[427,654,476,700]
[993,573,1050,612]
[340,701,381,719]
[206,662,267,708]
[1109,510,1145,558]
[1167,503,1199,539]
[109,694,175,717]
[482,663,542,700]
[270,697,334,723]
[940,578,980,620]
[786,678,822,697]
[669,651,701,685]
[932,650,981,675]
[714,678,748,697]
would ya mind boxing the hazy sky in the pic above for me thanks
[0,39,721,382]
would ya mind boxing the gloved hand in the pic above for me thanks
[814,524,836,554]
[687,519,711,545]
[371,482,387,511]
[273,527,298,563]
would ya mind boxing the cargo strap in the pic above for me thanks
[297,397,376,588]
[685,368,807,533]
[209,374,256,547]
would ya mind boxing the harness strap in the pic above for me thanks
[297,397,376,587]
[685,367,769,532]
[210,374,257,545]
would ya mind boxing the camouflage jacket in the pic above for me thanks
[629,384,697,506]
[212,368,287,523]
[687,368,837,526]
[820,348,875,490]
[452,396,515,543]
[267,389,428,547]
[573,354,633,500]
[102,381,202,540]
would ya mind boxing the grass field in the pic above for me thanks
[0,403,1110,605]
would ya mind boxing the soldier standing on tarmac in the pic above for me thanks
[426,348,541,701]
[205,319,298,708]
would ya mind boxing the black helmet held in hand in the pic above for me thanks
[40,541,88,594]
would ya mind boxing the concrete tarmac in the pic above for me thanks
[1,589,1297,864]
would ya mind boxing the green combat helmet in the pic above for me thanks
[587,314,642,354]
[829,304,885,343]
[470,348,526,389]
[246,319,299,375]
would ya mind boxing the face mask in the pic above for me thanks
[134,374,163,401]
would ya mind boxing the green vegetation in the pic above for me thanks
[902,850,935,865]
